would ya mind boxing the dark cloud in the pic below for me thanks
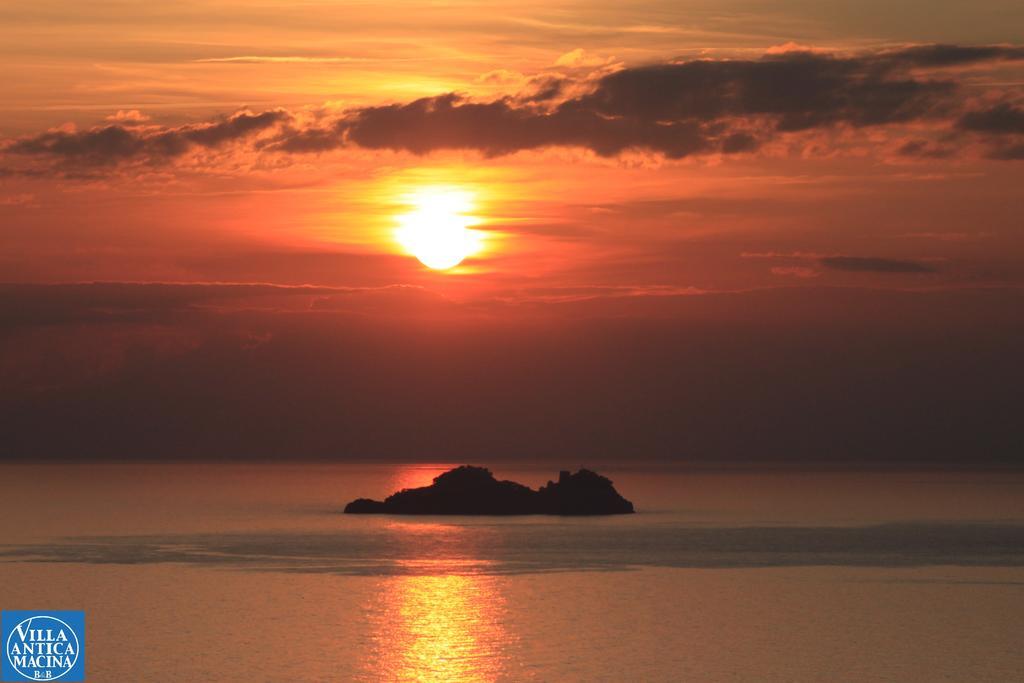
[180,110,288,147]
[570,51,954,133]
[721,132,759,153]
[0,282,335,329]
[965,104,1024,159]
[7,125,148,162]
[514,75,567,103]
[0,281,475,335]
[897,139,956,159]
[340,92,716,158]
[303,43,1024,158]
[4,44,1024,168]
[989,141,1024,160]
[326,48,964,156]
[957,103,1024,134]
[4,110,289,165]
[263,124,346,153]
[819,256,938,273]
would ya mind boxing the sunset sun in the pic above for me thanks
[395,187,484,270]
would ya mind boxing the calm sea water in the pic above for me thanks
[2,463,1023,681]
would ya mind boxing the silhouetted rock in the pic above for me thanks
[535,468,635,515]
[343,498,388,513]
[343,465,634,515]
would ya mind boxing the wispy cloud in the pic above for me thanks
[819,256,938,274]
[749,251,939,275]
[194,55,374,64]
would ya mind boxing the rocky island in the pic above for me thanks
[344,466,635,515]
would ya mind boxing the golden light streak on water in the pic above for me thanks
[363,568,513,682]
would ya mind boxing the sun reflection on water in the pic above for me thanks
[362,567,515,682]
[358,466,520,680]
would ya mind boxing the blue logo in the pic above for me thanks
[2,612,84,682]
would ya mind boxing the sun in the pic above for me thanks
[395,187,484,270]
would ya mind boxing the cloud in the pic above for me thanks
[569,51,955,133]
[105,109,150,124]
[896,138,956,159]
[326,48,959,157]
[194,55,367,64]
[513,75,568,103]
[819,256,938,273]
[988,141,1024,160]
[476,69,526,86]
[957,103,1024,134]
[876,44,1024,68]
[337,92,717,158]
[0,193,36,206]
[953,102,1024,159]
[771,266,821,278]
[749,251,938,275]
[182,110,288,147]
[4,110,289,165]
[903,231,992,242]
[5,44,1024,171]
[764,42,823,55]
[741,250,825,259]
[283,43,1024,159]
[0,282,333,329]
[263,123,346,153]
[554,48,615,68]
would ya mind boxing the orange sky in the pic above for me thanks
[2,0,1023,298]
[1,2,1023,462]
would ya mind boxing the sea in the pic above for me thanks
[1,463,1022,681]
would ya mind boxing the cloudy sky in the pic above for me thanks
[1,1,1021,462]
